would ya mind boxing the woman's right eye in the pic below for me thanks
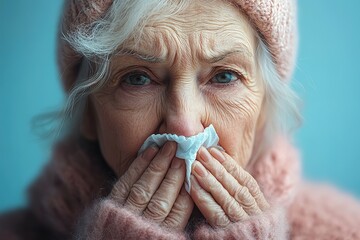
[122,72,151,86]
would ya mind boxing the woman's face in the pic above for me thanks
[87,0,265,176]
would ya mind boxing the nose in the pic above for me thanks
[158,84,205,137]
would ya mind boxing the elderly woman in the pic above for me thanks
[1,0,360,239]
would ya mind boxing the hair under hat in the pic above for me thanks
[58,0,297,91]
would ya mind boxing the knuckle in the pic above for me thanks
[222,196,237,213]
[162,174,181,187]
[239,207,248,218]
[128,165,143,178]
[249,182,267,206]
[127,183,151,208]
[162,216,182,229]
[235,185,251,200]
[145,198,170,221]
[245,173,259,189]
[111,180,130,202]
[212,211,230,228]
[234,186,258,210]
[226,163,237,175]
[237,170,250,185]
[173,194,193,212]
[192,190,208,205]
[207,177,219,192]
[215,165,227,181]
[222,197,247,222]
[243,198,258,212]
[162,197,193,229]
[148,161,168,173]
[252,185,262,199]
[232,207,247,222]
[243,173,251,185]
[238,173,266,208]
[242,172,257,191]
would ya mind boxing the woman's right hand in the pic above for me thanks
[109,142,194,231]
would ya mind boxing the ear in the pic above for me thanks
[80,99,98,141]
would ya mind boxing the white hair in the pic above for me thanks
[45,0,301,157]
[252,38,302,160]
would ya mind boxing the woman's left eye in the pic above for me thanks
[211,71,240,84]
[123,72,151,86]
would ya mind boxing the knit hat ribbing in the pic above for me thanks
[234,0,298,81]
[58,0,297,91]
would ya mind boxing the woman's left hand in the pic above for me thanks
[190,147,270,228]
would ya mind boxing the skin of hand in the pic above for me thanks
[108,141,268,230]
[190,146,269,228]
[109,142,194,231]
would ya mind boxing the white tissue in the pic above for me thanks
[138,124,220,193]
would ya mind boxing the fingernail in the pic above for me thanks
[210,147,226,163]
[171,158,183,169]
[142,145,159,160]
[193,161,207,177]
[162,142,176,156]
[198,146,212,163]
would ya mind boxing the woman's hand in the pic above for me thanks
[190,147,269,228]
[109,142,194,231]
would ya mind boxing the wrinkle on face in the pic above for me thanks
[89,0,265,176]
[119,0,257,76]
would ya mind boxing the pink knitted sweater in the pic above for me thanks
[1,137,360,239]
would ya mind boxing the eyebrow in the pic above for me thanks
[113,44,253,64]
[114,49,165,63]
[207,46,253,63]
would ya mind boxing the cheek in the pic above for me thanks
[92,92,162,177]
[205,88,263,167]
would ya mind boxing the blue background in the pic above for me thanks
[1,1,360,212]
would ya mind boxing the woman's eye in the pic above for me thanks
[211,71,239,84]
[123,72,151,86]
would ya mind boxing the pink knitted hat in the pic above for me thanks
[58,0,297,91]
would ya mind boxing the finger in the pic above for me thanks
[110,145,159,204]
[124,141,177,213]
[190,175,231,228]
[192,160,249,222]
[198,147,262,215]
[209,147,269,211]
[162,186,194,231]
[143,158,186,222]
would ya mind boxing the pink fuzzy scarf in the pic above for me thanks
[27,136,301,239]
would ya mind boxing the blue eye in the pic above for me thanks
[211,71,239,84]
[123,72,151,86]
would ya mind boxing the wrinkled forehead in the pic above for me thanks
[117,0,257,64]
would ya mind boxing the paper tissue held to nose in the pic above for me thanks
[138,124,220,193]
